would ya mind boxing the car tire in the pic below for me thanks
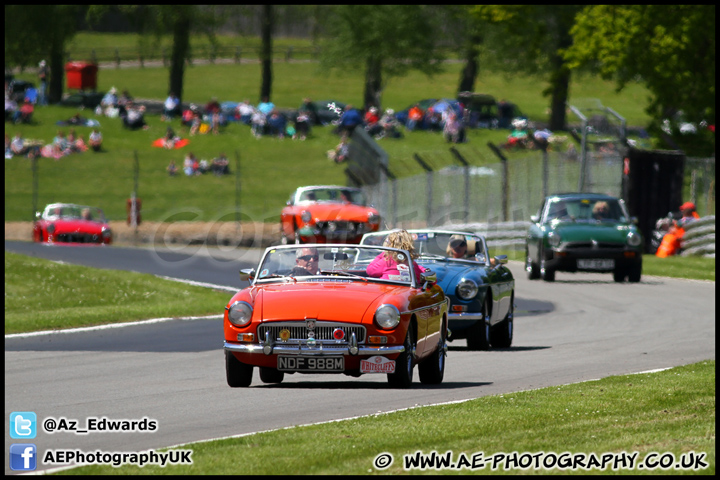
[526,248,540,280]
[466,301,491,350]
[226,351,253,387]
[259,367,285,384]
[627,263,642,283]
[490,297,514,348]
[418,321,446,385]
[540,258,555,282]
[387,323,415,388]
[613,268,626,283]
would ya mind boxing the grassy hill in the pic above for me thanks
[6,41,653,223]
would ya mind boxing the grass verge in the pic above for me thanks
[4,251,231,334]
[64,360,715,475]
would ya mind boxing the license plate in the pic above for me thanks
[277,356,344,372]
[577,258,615,270]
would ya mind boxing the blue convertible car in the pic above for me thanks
[361,230,515,350]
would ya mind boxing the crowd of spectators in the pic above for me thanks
[169,152,231,177]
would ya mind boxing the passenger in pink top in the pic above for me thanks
[367,229,425,281]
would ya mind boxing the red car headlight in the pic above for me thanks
[301,210,312,223]
[227,301,253,327]
[47,224,56,234]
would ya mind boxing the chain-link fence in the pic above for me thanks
[363,149,624,231]
[685,157,716,217]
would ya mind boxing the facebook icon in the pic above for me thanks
[10,444,37,471]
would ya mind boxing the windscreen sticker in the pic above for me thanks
[397,253,405,261]
[416,233,428,241]
[397,264,409,271]
[259,269,269,278]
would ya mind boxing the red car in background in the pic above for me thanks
[280,185,381,244]
[33,203,112,245]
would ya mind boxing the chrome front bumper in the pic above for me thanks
[448,312,484,321]
[224,341,405,356]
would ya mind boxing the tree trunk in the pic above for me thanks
[169,15,191,104]
[48,42,64,104]
[364,56,382,110]
[548,63,571,131]
[260,5,274,101]
[458,33,482,94]
[547,22,573,131]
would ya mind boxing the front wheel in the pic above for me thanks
[490,297,514,348]
[526,247,540,280]
[466,301,491,350]
[226,351,253,387]
[418,321,446,384]
[627,262,642,283]
[388,323,415,388]
[259,367,284,384]
[540,258,555,282]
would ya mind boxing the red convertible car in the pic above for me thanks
[224,244,448,388]
[280,185,381,244]
[33,203,112,245]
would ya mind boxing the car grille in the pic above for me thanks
[563,242,624,250]
[56,233,102,243]
[257,322,366,344]
[315,221,365,237]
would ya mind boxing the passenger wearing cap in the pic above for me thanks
[446,234,497,265]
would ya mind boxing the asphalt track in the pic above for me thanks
[4,241,715,474]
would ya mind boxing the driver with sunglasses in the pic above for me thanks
[291,247,320,276]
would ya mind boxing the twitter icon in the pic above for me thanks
[10,412,37,439]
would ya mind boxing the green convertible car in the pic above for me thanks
[525,193,643,283]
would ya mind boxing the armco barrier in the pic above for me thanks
[681,216,716,257]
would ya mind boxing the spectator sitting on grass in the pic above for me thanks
[163,127,178,149]
[167,159,178,176]
[123,103,149,130]
[328,134,350,163]
[13,100,34,124]
[89,129,103,152]
[212,153,230,176]
[162,92,181,121]
[251,110,266,138]
[364,106,382,137]
[294,107,311,140]
[406,104,423,131]
[257,96,275,116]
[100,87,118,111]
[267,110,287,139]
[337,105,362,136]
[183,152,198,176]
[236,99,254,125]
[379,109,402,139]
[10,133,27,156]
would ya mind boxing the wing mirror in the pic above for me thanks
[493,255,508,266]
[530,214,539,223]
[420,270,436,291]
[239,268,255,282]
[35,211,42,219]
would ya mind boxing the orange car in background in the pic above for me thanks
[280,185,381,244]
[224,244,448,388]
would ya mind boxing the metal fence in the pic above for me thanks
[363,149,624,233]
[685,157,716,217]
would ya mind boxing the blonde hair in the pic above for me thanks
[383,229,418,261]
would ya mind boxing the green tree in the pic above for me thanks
[472,5,582,131]
[5,5,85,104]
[319,5,445,109]
[565,5,715,153]
[87,6,216,104]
